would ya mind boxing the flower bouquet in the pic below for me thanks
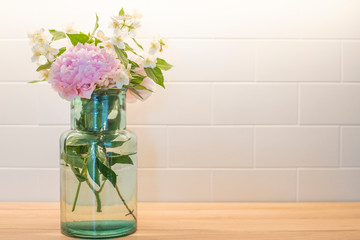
[28,8,172,239]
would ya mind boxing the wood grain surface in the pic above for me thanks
[1,202,360,240]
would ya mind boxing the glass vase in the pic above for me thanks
[60,88,137,239]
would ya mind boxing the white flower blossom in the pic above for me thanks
[96,30,109,41]
[114,70,130,89]
[64,23,77,33]
[72,97,83,120]
[132,10,143,20]
[111,33,126,49]
[159,37,168,52]
[39,70,50,80]
[109,17,122,34]
[31,44,45,62]
[148,41,160,55]
[28,28,46,44]
[143,55,157,68]
[99,40,114,51]
[43,44,59,62]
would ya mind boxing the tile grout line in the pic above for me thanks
[210,171,214,201]
[340,40,344,83]
[210,83,215,125]
[298,83,301,125]
[339,126,343,168]
[165,125,170,168]
[296,168,300,202]
[253,127,257,168]
[254,40,258,82]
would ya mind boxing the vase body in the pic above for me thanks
[60,89,137,239]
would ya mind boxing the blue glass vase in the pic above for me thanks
[60,89,137,238]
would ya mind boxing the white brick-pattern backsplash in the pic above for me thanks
[1,0,360,202]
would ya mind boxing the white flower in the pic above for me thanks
[31,44,45,62]
[149,35,167,54]
[114,14,133,22]
[159,37,168,52]
[28,28,46,44]
[132,10,143,20]
[149,41,160,55]
[143,55,157,68]
[112,33,126,49]
[43,44,59,62]
[64,23,77,33]
[96,30,109,41]
[99,40,114,51]
[72,97,83,120]
[109,17,122,34]
[39,70,50,80]
[114,71,130,89]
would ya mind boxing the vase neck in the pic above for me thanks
[71,89,126,132]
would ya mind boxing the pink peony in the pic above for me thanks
[127,56,156,103]
[49,43,121,101]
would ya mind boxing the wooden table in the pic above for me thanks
[1,202,360,239]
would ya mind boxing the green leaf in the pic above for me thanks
[64,151,85,168]
[127,83,153,92]
[67,145,89,156]
[128,88,144,100]
[94,38,102,46]
[114,45,129,66]
[156,58,173,71]
[131,37,143,50]
[133,84,153,92]
[97,160,117,187]
[71,166,87,182]
[67,137,93,146]
[144,67,165,88]
[91,14,99,36]
[109,155,134,166]
[67,32,90,46]
[124,42,138,56]
[95,145,107,163]
[87,146,100,186]
[28,79,46,83]
[36,62,52,71]
[119,8,125,16]
[58,47,66,56]
[49,29,66,41]
[129,60,139,69]
[130,72,146,84]
[105,140,127,148]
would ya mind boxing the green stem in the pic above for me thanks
[71,166,86,212]
[71,182,82,212]
[86,179,102,212]
[115,185,137,221]
[99,136,136,220]
[97,180,106,193]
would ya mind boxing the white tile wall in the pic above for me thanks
[298,169,360,201]
[0,168,59,201]
[341,127,360,167]
[1,0,360,202]
[138,169,211,201]
[213,84,298,124]
[343,41,360,82]
[255,127,339,167]
[168,127,253,168]
[256,41,340,82]
[212,170,297,201]
[300,84,360,124]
